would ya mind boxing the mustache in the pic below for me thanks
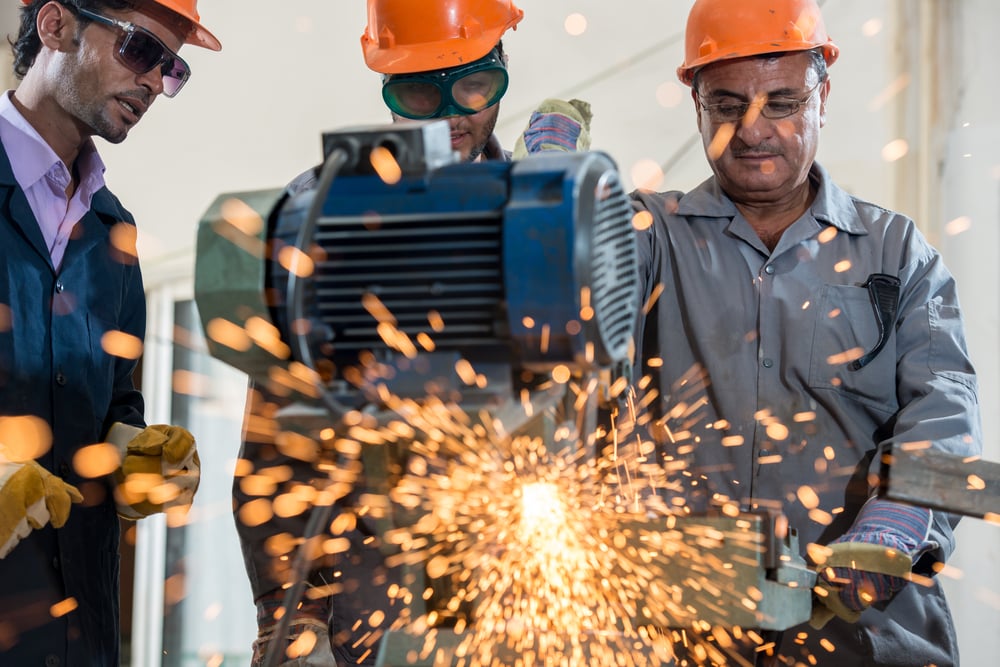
[729,139,783,157]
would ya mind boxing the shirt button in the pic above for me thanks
[45,655,60,667]
[52,556,60,570]
[764,265,775,275]
[55,372,68,386]
[762,358,774,368]
[59,462,71,476]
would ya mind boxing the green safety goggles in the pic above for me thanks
[382,49,508,120]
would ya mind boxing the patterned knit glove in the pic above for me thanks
[811,497,933,628]
[513,98,592,159]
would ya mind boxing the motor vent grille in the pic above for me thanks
[308,211,505,356]
[587,170,639,363]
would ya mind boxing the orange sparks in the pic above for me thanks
[370,146,403,185]
[73,442,121,478]
[0,415,53,461]
[50,597,78,618]
[707,123,736,161]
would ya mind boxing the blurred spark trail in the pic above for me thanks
[348,384,780,667]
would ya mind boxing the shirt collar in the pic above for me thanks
[676,162,870,236]
[806,162,869,235]
[0,90,107,192]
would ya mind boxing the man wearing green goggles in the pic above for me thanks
[382,47,509,121]
[234,3,594,665]
[381,44,510,162]
[356,0,530,163]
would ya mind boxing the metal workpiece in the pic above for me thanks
[880,442,1000,518]
[374,512,816,667]
[624,513,816,632]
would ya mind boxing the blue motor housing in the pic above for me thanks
[266,123,639,402]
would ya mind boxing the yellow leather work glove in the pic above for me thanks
[0,460,83,558]
[512,98,593,159]
[107,423,200,520]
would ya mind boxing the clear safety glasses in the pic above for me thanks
[76,7,191,98]
[382,50,508,120]
[697,80,823,124]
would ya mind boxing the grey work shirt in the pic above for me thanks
[631,163,981,666]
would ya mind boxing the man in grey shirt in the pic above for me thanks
[629,0,981,665]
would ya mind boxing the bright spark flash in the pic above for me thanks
[336,379,802,666]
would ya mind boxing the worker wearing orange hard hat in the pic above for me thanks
[627,0,980,665]
[360,0,525,162]
[232,2,595,666]
[360,0,591,163]
[675,0,839,86]
[0,1,219,664]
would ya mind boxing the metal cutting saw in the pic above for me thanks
[194,121,817,666]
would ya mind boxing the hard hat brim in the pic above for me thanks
[186,23,221,52]
[677,41,838,85]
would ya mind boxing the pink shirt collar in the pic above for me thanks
[0,90,107,269]
[0,90,107,192]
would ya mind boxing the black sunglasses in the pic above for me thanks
[75,7,191,97]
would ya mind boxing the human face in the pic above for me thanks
[693,52,829,209]
[75,7,191,97]
[446,102,500,162]
[52,3,187,144]
[392,103,500,162]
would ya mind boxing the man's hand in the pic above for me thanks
[0,460,83,558]
[513,98,593,159]
[107,423,200,520]
[810,497,933,628]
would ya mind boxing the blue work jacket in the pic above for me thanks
[0,141,146,666]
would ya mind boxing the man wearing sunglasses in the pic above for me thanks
[626,0,981,665]
[0,1,219,664]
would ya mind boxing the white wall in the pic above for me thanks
[932,0,1000,660]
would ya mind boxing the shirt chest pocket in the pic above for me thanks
[808,284,898,412]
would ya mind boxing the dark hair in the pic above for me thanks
[691,47,829,93]
[10,0,136,79]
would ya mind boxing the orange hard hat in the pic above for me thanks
[361,0,524,74]
[21,0,221,51]
[677,0,838,86]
